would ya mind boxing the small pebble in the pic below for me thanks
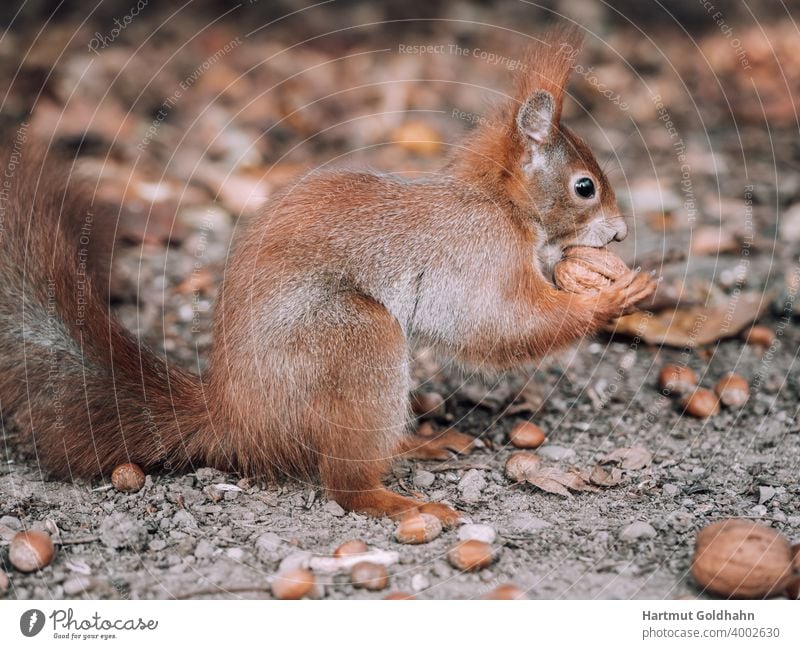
[458,469,486,503]
[194,539,214,559]
[662,483,680,497]
[0,516,21,530]
[410,573,430,592]
[254,532,283,560]
[537,445,576,462]
[413,470,436,488]
[62,576,94,596]
[619,521,657,541]
[100,513,148,550]
[457,524,497,544]
[323,500,346,517]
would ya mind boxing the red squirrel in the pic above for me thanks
[0,26,655,525]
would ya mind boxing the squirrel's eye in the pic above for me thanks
[574,176,595,199]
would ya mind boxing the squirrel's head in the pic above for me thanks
[478,26,627,249]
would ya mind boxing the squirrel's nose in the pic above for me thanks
[610,217,628,242]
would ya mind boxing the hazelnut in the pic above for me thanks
[384,591,415,600]
[681,388,720,418]
[483,583,527,600]
[447,540,494,572]
[9,531,55,573]
[410,392,445,418]
[111,463,146,493]
[505,452,541,482]
[509,422,546,449]
[553,246,631,294]
[786,576,800,600]
[333,539,368,558]
[350,562,389,591]
[394,513,442,544]
[744,325,775,348]
[658,364,698,395]
[271,568,316,600]
[692,519,793,598]
[714,373,750,408]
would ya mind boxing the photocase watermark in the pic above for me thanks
[87,0,149,54]
[699,0,752,70]
[21,607,158,640]
[138,36,243,151]
[399,43,526,71]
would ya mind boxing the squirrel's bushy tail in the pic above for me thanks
[0,142,205,479]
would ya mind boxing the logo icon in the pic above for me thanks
[20,609,45,637]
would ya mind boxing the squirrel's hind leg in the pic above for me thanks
[311,293,462,527]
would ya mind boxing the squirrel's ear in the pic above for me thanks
[516,90,556,143]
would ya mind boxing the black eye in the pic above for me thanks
[574,176,595,199]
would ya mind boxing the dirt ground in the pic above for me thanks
[1,1,799,599]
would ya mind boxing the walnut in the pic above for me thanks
[553,246,631,293]
[692,519,793,598]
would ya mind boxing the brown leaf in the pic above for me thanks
[525,473,572,498]
[599,447,653,471]
[608,291,769,348]
[590,464,623,487]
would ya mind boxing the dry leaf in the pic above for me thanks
[590,464,623,487]
[599,447,653,470]
[506,455,600,497]
[608,291,769,348]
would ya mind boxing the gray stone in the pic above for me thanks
[537,445,576,462]
[63,576,94,596]
[194,539,215,559]
[413,470,436,489]
[457,524,496,544]
[0,515,21,530]
[458,469,486,503]
[619,521,657,541]
[323,500,346,517]
[505,513,552,534]
[662,483,679,497]
[100,513,148,550]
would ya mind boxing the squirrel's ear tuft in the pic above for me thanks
[515,24,583,123]
[517,90,556,143]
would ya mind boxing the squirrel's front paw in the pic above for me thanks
[601,270,658,316]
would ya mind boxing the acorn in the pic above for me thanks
[350,562,389,591]
[692,519,793,598]
[744,325,775,348]
[658,364,698,395]
[483,583,527,600]
[508,422,546,449]
[714,373,750,408]
[394,513,442,544]
[9,531,55,573]
[447,540,494,572]
[270,568,316,600]
[111,463,146,493]
[681,388,720,418]
[333,539,368,558]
